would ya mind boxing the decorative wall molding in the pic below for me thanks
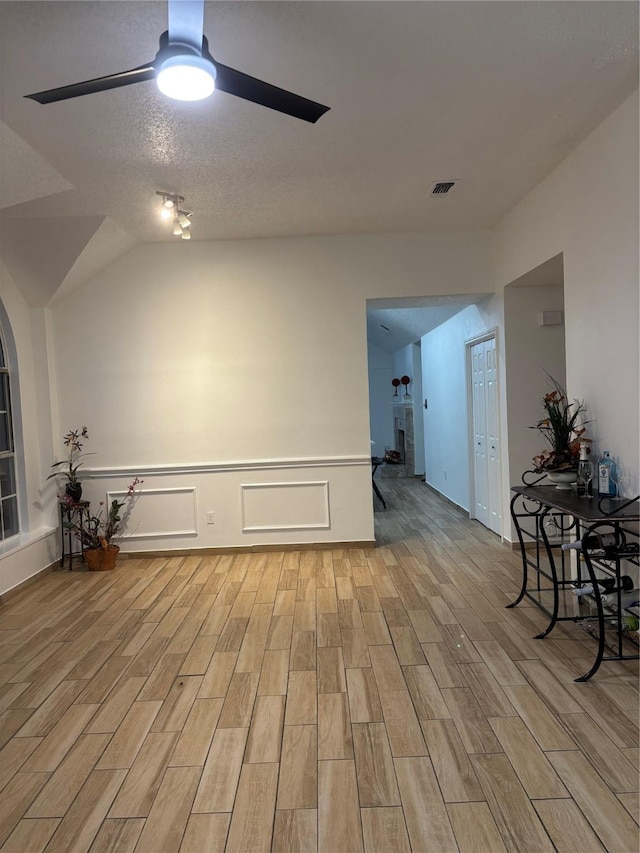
[83,455,369,479]
[108,486,198,539]
[118,541,376,559]
[241,481,330,532]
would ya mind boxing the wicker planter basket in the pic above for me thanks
[83,544,120,571]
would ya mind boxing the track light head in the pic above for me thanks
[156,191,193,239]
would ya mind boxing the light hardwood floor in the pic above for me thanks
[0,478,638,852]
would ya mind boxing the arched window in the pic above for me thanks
[0,332,19,540]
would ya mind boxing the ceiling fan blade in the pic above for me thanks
[214,63,330,123]
[25,62,157,104]
[168,0,205,52]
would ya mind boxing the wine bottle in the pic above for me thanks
[597,575,634,593]
[561,532,619,553]
[572,576,634,597]
[598,451,617,497]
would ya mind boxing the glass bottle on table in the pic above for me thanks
[576,445,593,498]
[597,451,617,498]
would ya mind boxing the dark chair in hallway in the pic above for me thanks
[371,456,386,509]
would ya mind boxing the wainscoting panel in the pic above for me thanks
[109,487,198,539]
[81,458,373,552]
[241,481,330,532]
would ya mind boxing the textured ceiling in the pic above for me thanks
[367,295,488,354]
[0,1,638,307]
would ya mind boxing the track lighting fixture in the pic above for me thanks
[156,191,193,240]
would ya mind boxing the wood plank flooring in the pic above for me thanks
[0,478,638,852]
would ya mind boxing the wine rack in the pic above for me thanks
[508,478,639,681]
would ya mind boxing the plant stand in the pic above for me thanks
[58,499,90,569]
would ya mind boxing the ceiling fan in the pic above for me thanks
[24,0,330,123]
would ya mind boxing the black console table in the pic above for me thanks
[58,499,90,569]
[509,483,639,681]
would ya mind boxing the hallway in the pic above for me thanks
[0,481,637,852]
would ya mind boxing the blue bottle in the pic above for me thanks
[597,451,617,497]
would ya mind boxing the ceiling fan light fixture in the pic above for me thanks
[177,211,191,229]
[157,54,216,101]
[180,228,192,240]
[172,218,183,237]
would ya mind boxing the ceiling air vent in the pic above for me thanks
[430,180,458,196]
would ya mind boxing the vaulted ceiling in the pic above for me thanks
[1,1,638,309]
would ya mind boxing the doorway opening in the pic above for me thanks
[366,294,492,508]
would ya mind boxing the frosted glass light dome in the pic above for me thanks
[157,54,216,101]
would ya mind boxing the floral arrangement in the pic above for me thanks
[531,376,588,472]
[47,426,92,485]
[62,477,143,551]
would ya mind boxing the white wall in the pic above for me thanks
[367,343,393,456]
[46,232,491,557]
[421,299,501,510]
[412,343,425,476]
[392,346,413,394]
[392,343,424,475]
[504,283,566,496]
[495,91,639,499]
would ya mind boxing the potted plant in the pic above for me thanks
[62,477,143,570]
[47,426,92,502]
[530,376,589,488]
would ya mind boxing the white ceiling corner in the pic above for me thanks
[50,217,138,306]
[0,121,74,209]
[0,215,105,307]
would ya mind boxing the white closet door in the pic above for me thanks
[471,340,489,528]
[470,336,502,535]
[484,337,502,534]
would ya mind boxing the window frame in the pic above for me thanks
[0,326,20,541]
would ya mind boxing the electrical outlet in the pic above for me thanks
[206,511,215,524]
